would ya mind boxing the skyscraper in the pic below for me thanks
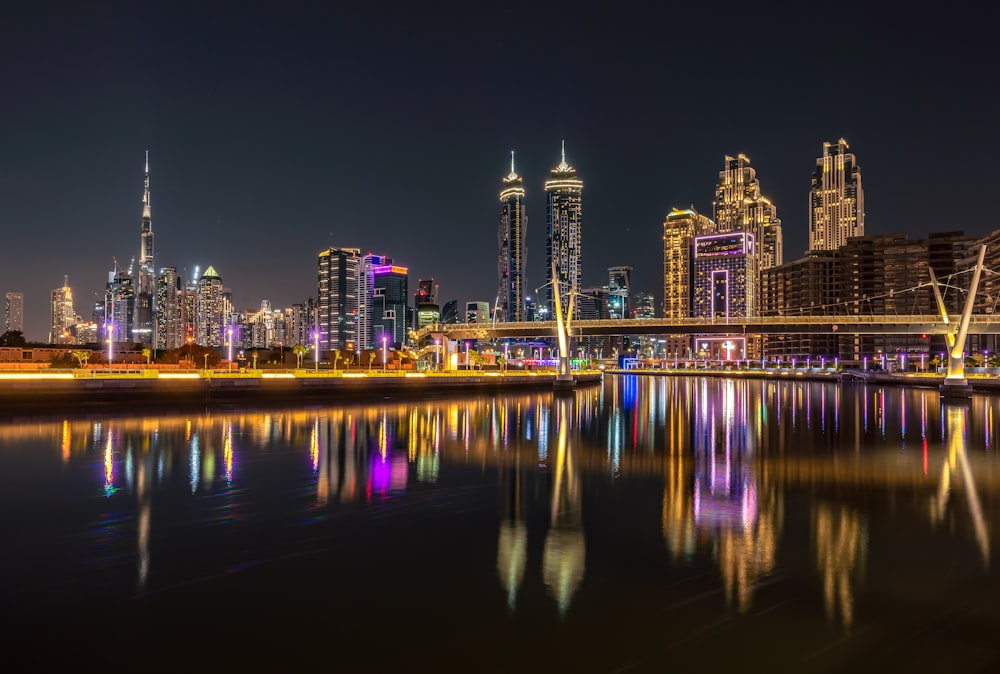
[607,266,633,320]
[372,261,408,348]
[196,266,224,347]
[105,265,134,343]
[134,152,155,345]
[545,141,583,318]
[662,207,716,359]
[357,254,408,349]
[317,247,361,353]
[662,207,715,319]
[49,276,75,344]
[809,139,864,251]
[156,267,182,349]
[692,233,757,320]
[4,292,24,334]
[498,151,527,322]
[691,232,756,360]
[713,154,782,269]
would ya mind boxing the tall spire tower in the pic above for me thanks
[498,150,527,322]
[134,151,155,344]
[545,141,583,318]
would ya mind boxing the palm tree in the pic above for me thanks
[142,348,152,366]
[333,349,341,371]
[293,344,308,369]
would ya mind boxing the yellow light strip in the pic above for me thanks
[0,373,75,380]
[261,373,295,379]
[159,373,201,379]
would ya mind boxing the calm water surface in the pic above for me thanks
[2,375,1000,672]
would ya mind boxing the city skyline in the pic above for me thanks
[2,4,997,340]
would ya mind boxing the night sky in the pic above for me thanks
[2,3,997,341]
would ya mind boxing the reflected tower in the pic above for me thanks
[497,463,527,612]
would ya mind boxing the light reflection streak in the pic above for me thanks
[104,430,115,497]
[310,417,320,473]
[61,419,70,463]
[932,405,990,567]
[542,397,585,617]
[189,432,200,494]
[223,423,234,486]
[814,502,867,629]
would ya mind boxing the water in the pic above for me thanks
[2,375,999,671]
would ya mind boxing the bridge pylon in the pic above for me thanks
[550,260,576,390]
[932,245,986,399]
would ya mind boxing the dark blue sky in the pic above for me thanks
[1,3,997,340]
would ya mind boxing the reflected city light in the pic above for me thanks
[6,377,1000,640]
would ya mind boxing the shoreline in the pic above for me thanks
[0,369,603,415]
[607,368,1000,393]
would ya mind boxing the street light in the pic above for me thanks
[227,326,234,371]
[106,323,114,363]
[382,335,387,372]
[466,341,470,371]
[435,338,441,371]
[313,331,320,372]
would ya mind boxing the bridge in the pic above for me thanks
[413,314,1000,341]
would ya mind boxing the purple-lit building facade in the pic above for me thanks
[691,232,756,360]
[357,254,409,350]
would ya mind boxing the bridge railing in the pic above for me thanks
[413,314,1000,341]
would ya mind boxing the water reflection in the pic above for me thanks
[814,502,866,629]
[542,397,585,616]
[1,378,998,632]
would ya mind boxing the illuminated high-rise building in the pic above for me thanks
[196,266,224,347]
[691,233,756,360]
[372,261,408,348]
[155,267,182,349]
[4,291,24,334]
[713,154,782,269]
[49,276,75,344]
[134,152,155,345]
[545,141,583,318]
[317,247,361,353]
[105,265,134,343]
[358,254,408,349]
[607,266,632,319]
[498,151,527,322]
[692,233,756,319]
[809,139,864,251]
[662,207,715,319]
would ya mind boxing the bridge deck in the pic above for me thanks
[414,315,1000,341]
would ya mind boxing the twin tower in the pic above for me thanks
[498,142,583,323]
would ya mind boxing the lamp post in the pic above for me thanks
[435,338,440,371]
[227,327,234,371]
[466,341,470,371]
[313,331,319,372]
[382,335,387,373]
[106,323,114,363]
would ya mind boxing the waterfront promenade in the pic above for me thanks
[0,368,604,412]
[610,366,1000,393]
